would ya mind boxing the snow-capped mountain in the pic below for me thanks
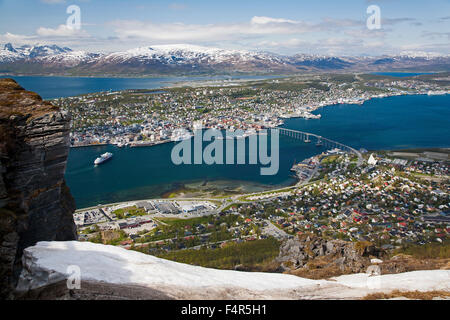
[35,51,100,67]
[103,44,269,64]
[288,54,355,70]
[89,44,289,74]
[397,51,450,60]
[0,43,73,60]
[0,43,98,66]
[0,42,449,76]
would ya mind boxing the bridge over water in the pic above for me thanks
[274,127,363,165]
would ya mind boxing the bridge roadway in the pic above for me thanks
[274,127,363,166]
[75,128,363,214]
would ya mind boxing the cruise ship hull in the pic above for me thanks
[94,153,113,166]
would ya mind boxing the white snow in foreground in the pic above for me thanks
[332,270,450,292]
[18,241,450,296]
[20,241,323,292]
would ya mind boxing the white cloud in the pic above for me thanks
[0,25,93,51]
[251,16,299,25]
[36,24,89,37]
[2,14,448,56]
[0,32,33,41]
[345,28,386,39]
[107,16,394,55]
[257,38,307,48]
[110,16,320,43]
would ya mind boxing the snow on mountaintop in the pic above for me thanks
[102,44,284,65]
[36,51,98,66]
[127,44,245,56]
[1,43,448,75]
[7,43,72,57]
[0,43,101,66]
[0,48,22,62]
[397,51,450,59]
[17,241,450,299]
[0,43,74,62]
[291,53,339,61]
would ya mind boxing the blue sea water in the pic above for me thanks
[64,93,450,209]
[282,94,450,150]
[0,75,278,99]
[371,72,434,77]
[65,135,319,208]
[2,76,448,208]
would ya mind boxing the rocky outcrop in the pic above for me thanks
[379,254,450,275]
[276,235,385,278]
[0,78,77,299]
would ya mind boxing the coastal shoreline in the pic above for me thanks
[69,91,449,149]
[65,87,449,210]
[73,146,449,212]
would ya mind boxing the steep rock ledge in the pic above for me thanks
[276,235,385,279]
[0,78,77,299]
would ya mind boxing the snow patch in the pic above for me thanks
[16,241,450,299]
[17,241,323,293]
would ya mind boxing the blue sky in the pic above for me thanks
[0,0,449,55]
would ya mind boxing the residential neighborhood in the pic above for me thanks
[51,73,450,148]
[76,150,449,256]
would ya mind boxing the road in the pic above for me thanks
[75,150,363,229]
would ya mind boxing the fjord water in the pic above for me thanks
[283,94,450,150]
[65,135,311,208]
[0,75,277,99]
[66,93,450,209]
[371,72,434,77]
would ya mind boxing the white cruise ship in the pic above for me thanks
[94,152,113,166]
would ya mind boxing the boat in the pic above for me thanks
[94,152,113,166]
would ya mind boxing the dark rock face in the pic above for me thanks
[0,78,77,299]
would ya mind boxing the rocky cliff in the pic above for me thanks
[0,78,77,299]
[276,235,385,279]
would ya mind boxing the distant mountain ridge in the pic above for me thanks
[1,43,449,76]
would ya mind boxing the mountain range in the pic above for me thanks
[1,43,449,76]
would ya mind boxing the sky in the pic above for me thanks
[0,0,449,56]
